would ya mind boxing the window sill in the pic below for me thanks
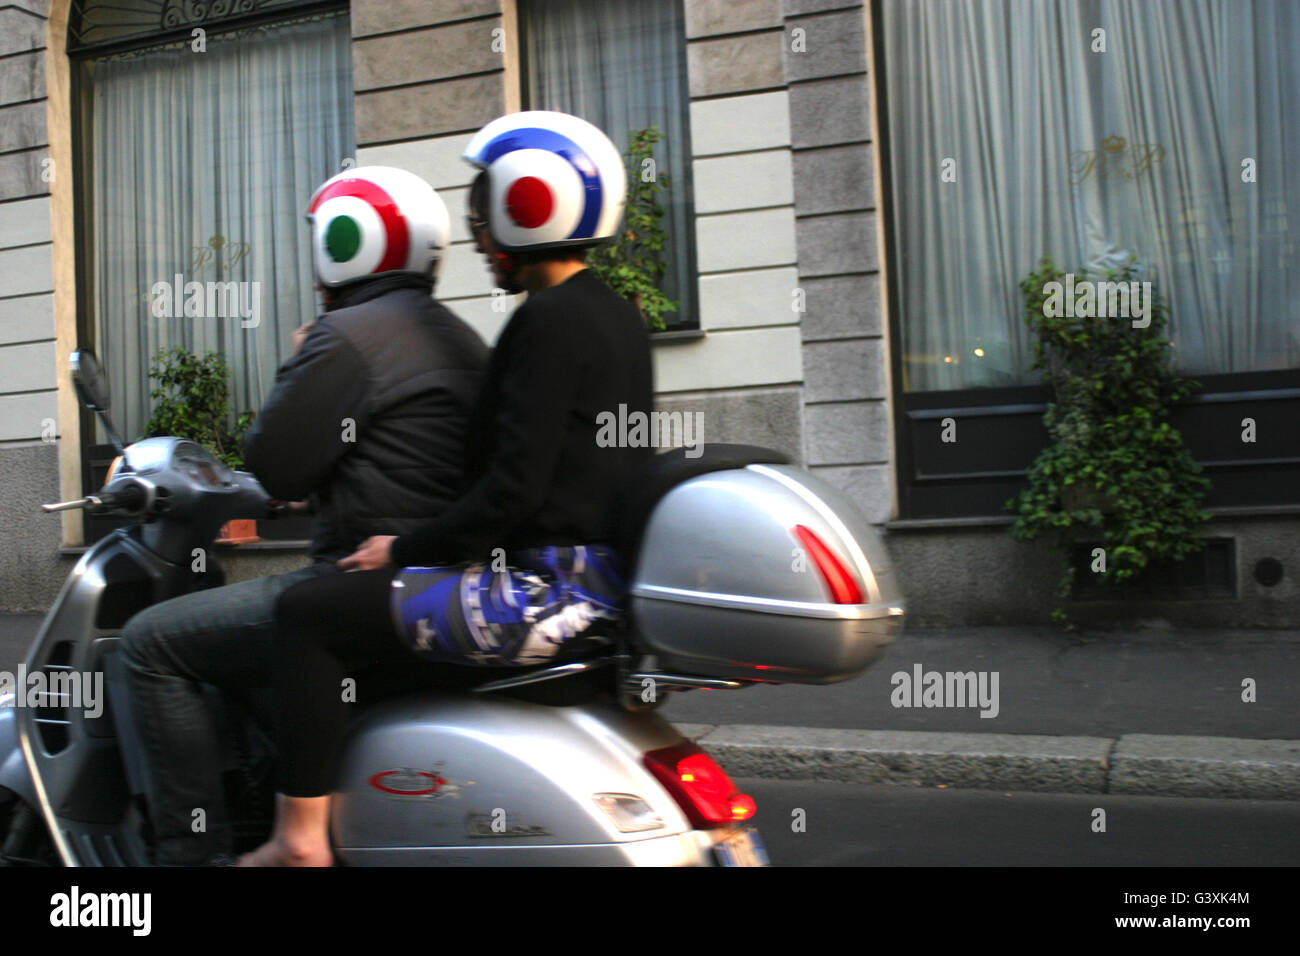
[885,503,1300,533]
[59,539,313,557]
[213,539,314,551]
[651,328,705,345]
[884,516,1015,533]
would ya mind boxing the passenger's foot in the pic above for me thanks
[236,837,333,867]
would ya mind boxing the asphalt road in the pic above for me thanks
[737,777,1300,866]
[0,616,42,674]
[660,626,1300,739]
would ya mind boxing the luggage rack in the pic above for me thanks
[471,653,748,696]
[469,619,752,701]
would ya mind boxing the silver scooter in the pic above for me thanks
[0,350,905,866]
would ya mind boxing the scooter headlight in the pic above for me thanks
[593,793,665,833]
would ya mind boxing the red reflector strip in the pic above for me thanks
[794,525,863,604]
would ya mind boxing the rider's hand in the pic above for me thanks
[338,535,396,572]
[291,322,316,355]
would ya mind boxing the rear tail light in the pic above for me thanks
[794,525,864,604]
[644,741,756,828]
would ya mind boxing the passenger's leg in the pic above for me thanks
[243,551,625,866]
[240,568,398,866]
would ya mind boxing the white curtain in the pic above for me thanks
[883,0,1300,392]
[89,13,354,439]
[520,0,696,326]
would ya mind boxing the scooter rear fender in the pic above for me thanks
[331,693,711,865]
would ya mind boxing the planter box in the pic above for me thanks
[217,519,260,545]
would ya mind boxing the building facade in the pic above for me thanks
[1,0,1296,626]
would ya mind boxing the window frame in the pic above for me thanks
[67,0,350,543]
[515,0,700,332]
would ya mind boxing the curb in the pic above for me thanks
[673,723,1300,800]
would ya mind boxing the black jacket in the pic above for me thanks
[243,275,488,561]
[390,268,654,566]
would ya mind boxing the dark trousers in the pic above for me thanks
[272,546,625,797]
[118,562,339,864]
[271,569,503,796]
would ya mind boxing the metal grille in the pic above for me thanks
[1070,538,1237,601]
[32,642,76,755]
[68,0,340,56]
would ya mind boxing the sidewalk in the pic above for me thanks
[4,614,1298,798]
[659,624,1300,799]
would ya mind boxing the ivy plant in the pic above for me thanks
[1006,256,1211,623]
[142,346,253,470]
[588,126,679,331]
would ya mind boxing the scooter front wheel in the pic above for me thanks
[0,787,58,867]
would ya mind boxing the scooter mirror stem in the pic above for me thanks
[69,349,130,461]
[94,413,129,461]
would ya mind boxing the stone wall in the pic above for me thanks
[0,0,65,611]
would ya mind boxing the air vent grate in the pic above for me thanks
[1071,538,1236,600]
[33,642,76,755]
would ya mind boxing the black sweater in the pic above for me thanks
[390,268,654,566]
[243,275,487,560]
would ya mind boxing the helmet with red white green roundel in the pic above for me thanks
[306,166,451,288]
[462,111,626,253]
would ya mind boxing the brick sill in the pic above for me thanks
[884,516,1014,533]
[651,328,705,345]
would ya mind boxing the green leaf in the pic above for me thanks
[142,346,252,470]
[1008,253,1208,626]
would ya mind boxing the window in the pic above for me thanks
[878,0,1300,518]
[881,0,1300,394]
[71,0,354,441]
[519,0,697,328]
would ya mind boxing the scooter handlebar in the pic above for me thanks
[42,482,147,514]
[42,496,100,513]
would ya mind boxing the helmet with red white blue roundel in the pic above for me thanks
[306,166,451,288]
[462,111,626,252]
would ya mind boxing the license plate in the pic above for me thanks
[711,827,769,867]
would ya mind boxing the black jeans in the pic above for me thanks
[118,562,339,864]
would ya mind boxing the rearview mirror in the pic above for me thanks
[70,349,110,411]
[70,349,127,456]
